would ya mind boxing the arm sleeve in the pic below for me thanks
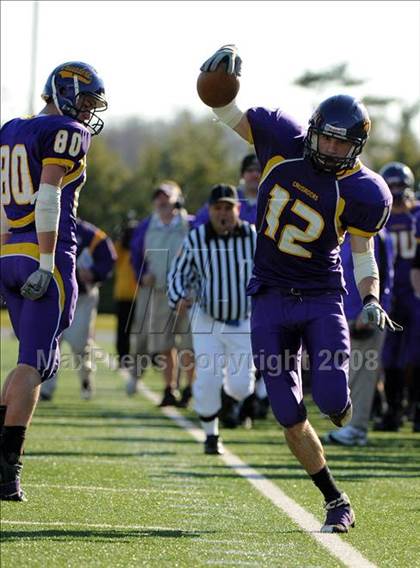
[167,234,198,309]
[342,201,391,238]
[246,107,305,170]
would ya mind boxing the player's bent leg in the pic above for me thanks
[303,295,351,424]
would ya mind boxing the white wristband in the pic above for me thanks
[212,99,244,128]
[352,249,379,285]
[39,253,55,273]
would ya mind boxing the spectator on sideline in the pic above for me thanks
[130,181,195,407]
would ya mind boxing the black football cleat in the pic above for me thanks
[158,387,179,407]
[176,386,192,408]
[0,452,27,502]
[204,435,224,455]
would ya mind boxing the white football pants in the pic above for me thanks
[191,308,255,418]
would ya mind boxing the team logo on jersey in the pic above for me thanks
[59,66,92,84]
[292,181,319,201]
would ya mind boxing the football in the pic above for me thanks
[197,63,240,108]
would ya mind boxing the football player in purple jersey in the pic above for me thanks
[0,62,107,500]
[199,45,401,533]
[377,162,420,432]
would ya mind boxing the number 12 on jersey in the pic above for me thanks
[264,185,325,258]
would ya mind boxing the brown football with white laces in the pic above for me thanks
[197,62,240,108]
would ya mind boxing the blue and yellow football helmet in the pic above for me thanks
[41,61,107,135]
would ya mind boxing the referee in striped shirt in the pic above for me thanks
[168,184,257,455]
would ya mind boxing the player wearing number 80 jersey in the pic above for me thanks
[0,61,107,501]
[1,114,90,253]
[199,44,398,534]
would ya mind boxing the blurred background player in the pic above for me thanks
[325,228,394,446]
[130,181,195,406]
[113,211,138,377]
[168,184,256,454]
[411,210,420,431]
[40,218,116,401]
[377,162,420,432]
[0,61,107,500]
[199,44,400,532]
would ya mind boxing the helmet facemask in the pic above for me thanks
[43,63,108,135]
[305,125,366,173]
[51,75,107,135]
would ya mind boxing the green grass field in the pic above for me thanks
[1,320,419,567]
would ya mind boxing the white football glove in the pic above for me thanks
[20,269,53,301]
[361,299,403,332]
[200,44,242,76]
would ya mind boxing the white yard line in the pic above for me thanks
[0,520,180,532]
[1,348,376,567]
[22,483,193,495]
[140,383,378,568]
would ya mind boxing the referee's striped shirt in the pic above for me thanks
[168,221,257,322]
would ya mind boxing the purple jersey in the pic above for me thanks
[75,219,116,293]
[1,114,91,254]
[386,204,420,294]
[246,107,392,293]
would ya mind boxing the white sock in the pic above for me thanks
[201,418,219,436]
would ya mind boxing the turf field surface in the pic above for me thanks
[1,321,419,567]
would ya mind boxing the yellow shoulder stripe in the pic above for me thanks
[347,226,377,238]
[336,161,362,180]
[42,158,74,172]
[260,155,286,185]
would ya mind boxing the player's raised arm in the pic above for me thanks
[20,163,66,300]
[197,45,251,142]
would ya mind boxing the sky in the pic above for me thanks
[1,1,420,128]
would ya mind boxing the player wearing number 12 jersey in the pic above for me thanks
[199,45,400,533]
[0,62,107,501]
